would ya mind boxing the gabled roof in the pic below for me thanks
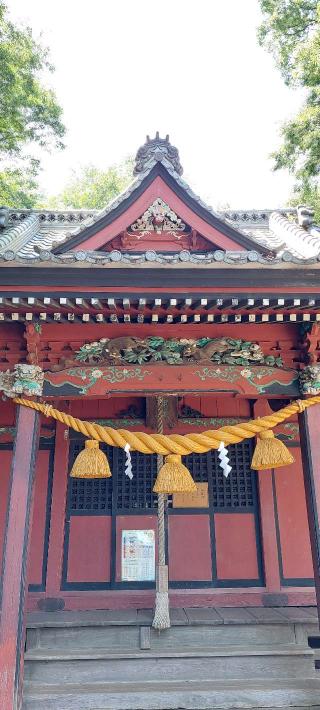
[0,134,319,263]
[51,159,270,254]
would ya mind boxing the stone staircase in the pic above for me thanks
[23,606,320,710]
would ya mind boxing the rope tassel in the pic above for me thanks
[70,439,112,478]
[251,430,294,470]
[153,454,197,494]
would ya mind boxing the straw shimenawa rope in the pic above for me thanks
[13,396,316,454]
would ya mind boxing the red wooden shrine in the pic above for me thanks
[1,134,320,707]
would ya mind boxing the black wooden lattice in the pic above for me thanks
[68,438,254,512]
[183,439,254,509]
[115,448,159,510]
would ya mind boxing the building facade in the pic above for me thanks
[1,134,320,708]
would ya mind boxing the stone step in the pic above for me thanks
[313,649,320,668]
[24,644,316,683]
[23,678,320,710]
[26,620,299,651]
[26,606,320,628]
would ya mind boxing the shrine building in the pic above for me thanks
[2,134,320,709]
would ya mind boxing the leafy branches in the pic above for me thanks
[46,159,133,209]
[258,0,319,85]
[258,0,320,213]
[0,2,65,206]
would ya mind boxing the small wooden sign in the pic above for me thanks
[173,482,209,508]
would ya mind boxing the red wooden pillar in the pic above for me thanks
[254,400,281,592]
[0,405,40,710]
[46,422,69,596]
[299,405,320,624]
[258,471,281,592]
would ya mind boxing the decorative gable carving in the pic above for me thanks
[130,199,186,235]
[103,198,215,253]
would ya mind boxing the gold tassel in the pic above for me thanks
[251,430,294,470]
[70,439,112,478]
[153,454,197,494]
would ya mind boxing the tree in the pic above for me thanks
[47,160,133,209]
[0,2,65,207]
[258,1,320,219]
[0,162,40,209]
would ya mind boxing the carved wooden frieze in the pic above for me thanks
[73,336,284,369]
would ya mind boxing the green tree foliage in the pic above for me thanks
[47,160,133,209]
[0,2,65,207]
[258,1,320,218]
[0,161,40,209]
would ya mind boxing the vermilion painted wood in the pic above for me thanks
[45,423,69,596]
[0,450,12,567]
[0,450,52,583]
[67,177,246,253]
[0,322,302,373]
[27,450,50,586]
[26,588,317,612]
[0,406,39,710]
[274,450,314,580]
[44,364,299,399]
[67,516,111,583]
[115,515,158,582]
[299,406,320,620]
[70,395,145,420]
[174,395,251,419]
[37,321,300,343]
[258,473,281,591]
[168,515,212,581]
[2,284,320,294]
[214,513,259,580]
[0,397,312,618]
[254,400,281,592]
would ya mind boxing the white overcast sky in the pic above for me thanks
[8,0,304,208]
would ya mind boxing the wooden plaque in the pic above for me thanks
[173,482,209,508]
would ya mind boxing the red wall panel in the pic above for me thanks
[67,516,111,583]
[274,451,313,580]
[28,449,51,586]
[0,450,12,567]
[215,513,259,580]
[115,515,157,582]
[168,514,212,581]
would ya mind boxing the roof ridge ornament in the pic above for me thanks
[133,132,183,176]
[0,207,9,230]
[296,204,315,228]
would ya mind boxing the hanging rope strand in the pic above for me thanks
[13,396,312,455]
[152,396,170,630]
[156,397,165,566]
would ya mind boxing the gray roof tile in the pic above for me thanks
[0,157,318,262]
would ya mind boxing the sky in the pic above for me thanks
[8,0,305,208]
